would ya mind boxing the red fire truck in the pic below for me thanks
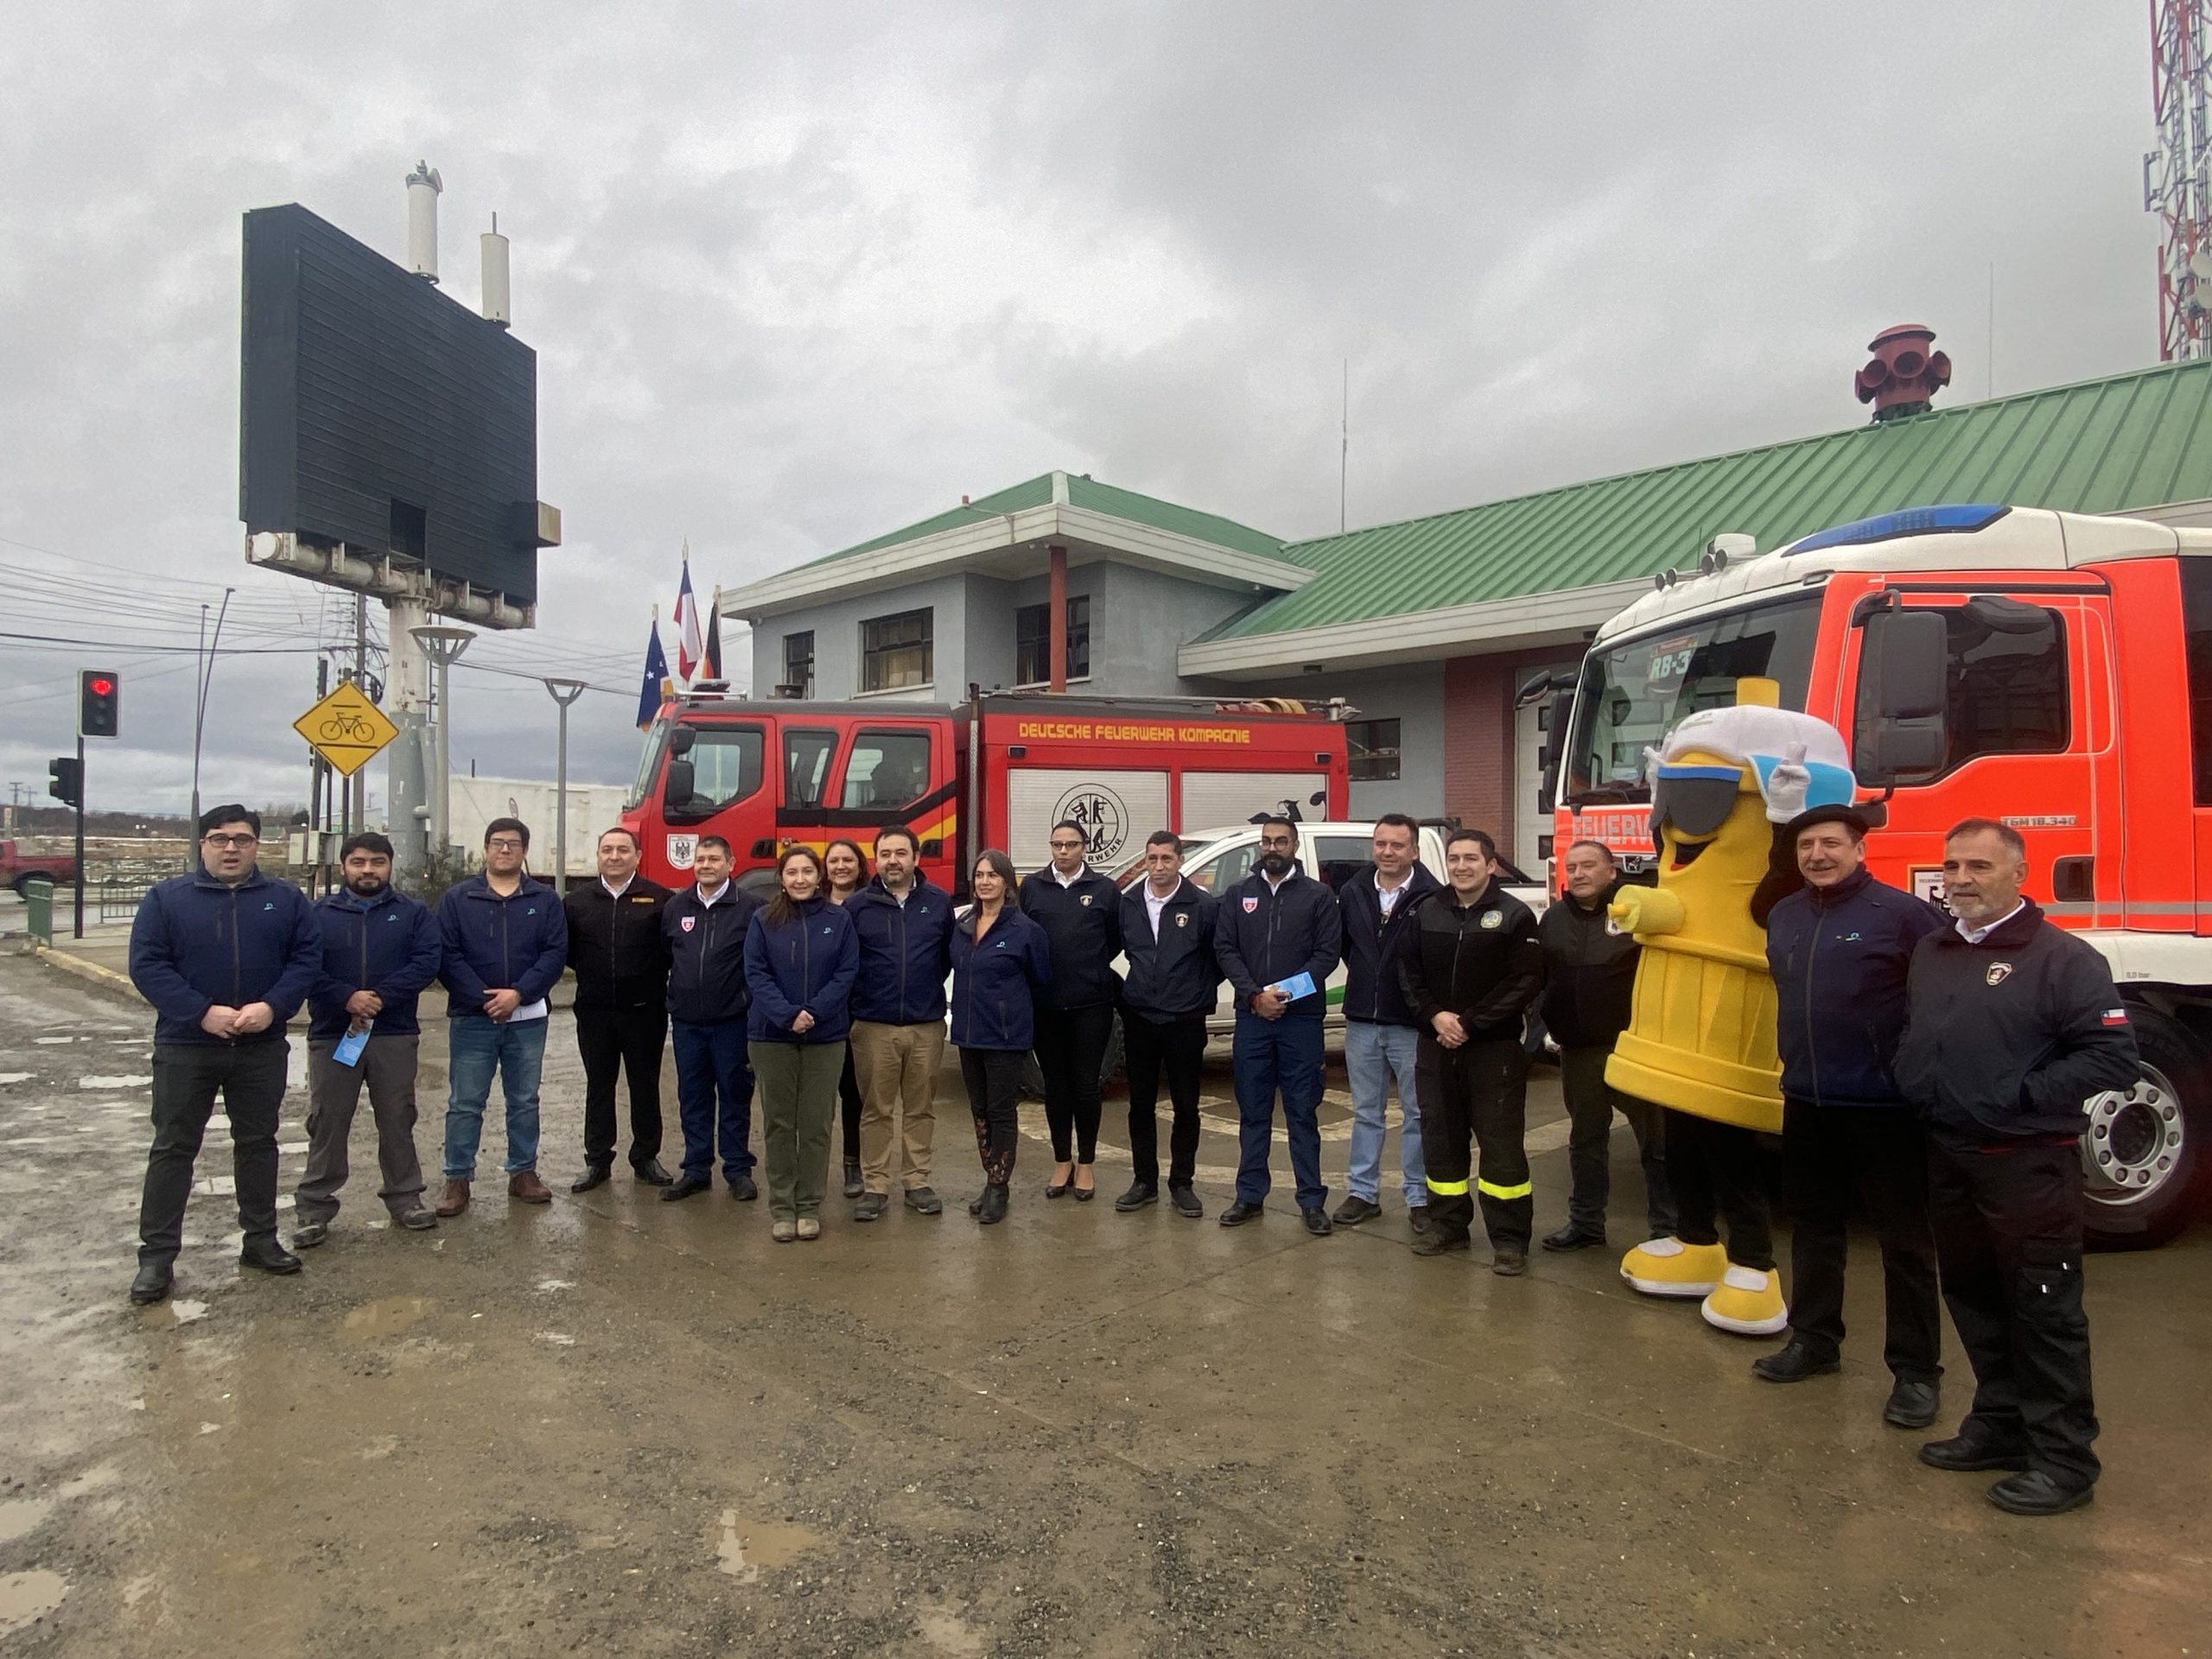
[622,690,1351,896]
[1545,504,2212,1247]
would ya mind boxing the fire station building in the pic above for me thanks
[723,351,2212,867]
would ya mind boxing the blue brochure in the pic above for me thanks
[333,1027,370,1067]
[1267,971,1318,1001]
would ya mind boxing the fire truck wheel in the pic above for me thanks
[2081,1007,2203,1252]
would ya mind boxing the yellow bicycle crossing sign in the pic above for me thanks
[294,681,398,777]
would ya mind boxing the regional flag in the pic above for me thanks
[637,616,671,731]
[701,588,723,683]
[674,547,704,685]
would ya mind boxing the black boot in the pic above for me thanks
[238,1234,302,1275]
[129,1259,174,1305]
[976,1184,1009,1225]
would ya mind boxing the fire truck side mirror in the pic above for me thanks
[1538,687,1575,814]
[664,757,696,810]
[669,726,696,756]
[1856,608,1949,785]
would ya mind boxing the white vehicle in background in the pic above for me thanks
[1113,819,1551,1042]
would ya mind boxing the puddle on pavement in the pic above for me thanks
[341,1296,430,1338]
[0,1571,68,1637]
[715,1509,824,1580]
[0,1498,53,1545]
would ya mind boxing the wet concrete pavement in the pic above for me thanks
[0,952,2207,1656]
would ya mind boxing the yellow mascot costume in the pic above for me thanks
[1605,678,1857,1336]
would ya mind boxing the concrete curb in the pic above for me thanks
[35,943,143,1002]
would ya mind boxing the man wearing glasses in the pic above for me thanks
[125,805,322,1304]
[434,818,569,1214]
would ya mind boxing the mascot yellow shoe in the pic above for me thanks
[1619,1237,1726,1298]
[1700,1265,1789,1337]
[1604,679,1859,1329]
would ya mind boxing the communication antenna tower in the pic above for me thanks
[2147,1,2212,359]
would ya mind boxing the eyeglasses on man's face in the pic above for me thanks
[202,833,259,849]
[486,838,525,852]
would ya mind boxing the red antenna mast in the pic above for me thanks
[2148,1,2212,359]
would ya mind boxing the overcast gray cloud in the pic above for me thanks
[0,1,2157,815]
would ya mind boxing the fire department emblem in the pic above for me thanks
[1079,893,1093,906]
[680,916,696,933]
[1175,912,1188,928]
[666,834,697,871]
[1243,896,1259,913]
[1986,963,2014,986]
[1480,911,1503,930]
[1052,783,1128,864]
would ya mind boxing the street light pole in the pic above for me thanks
[189,587,232,838]
[409,626,474,860]
[543,677,588,895]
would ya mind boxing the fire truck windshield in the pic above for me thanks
[1562,594,1822,803]
[626,720,670,810]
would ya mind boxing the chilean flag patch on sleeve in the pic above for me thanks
[2102,1008,2129,1027]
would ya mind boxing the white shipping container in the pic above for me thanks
[446,775,632,877]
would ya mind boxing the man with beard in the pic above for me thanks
[1214,817,1343,1235]
[292,832,445,1246]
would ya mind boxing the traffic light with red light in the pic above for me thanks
[78,669,120,739]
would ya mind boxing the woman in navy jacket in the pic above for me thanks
[742,847,859,1240]
[950,849,1053,1225]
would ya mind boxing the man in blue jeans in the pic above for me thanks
[434,817,569,1215]
[1214,817,1343,1236]
[658,835,764,1201]
[1332,814,1441,1232]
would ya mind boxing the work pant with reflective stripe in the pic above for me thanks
[1416,1033,1531,1249]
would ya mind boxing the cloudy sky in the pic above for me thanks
[0,2,2160,814]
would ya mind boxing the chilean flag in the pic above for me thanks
[674,546,704,687]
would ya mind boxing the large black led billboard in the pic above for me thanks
[239,203,541,607]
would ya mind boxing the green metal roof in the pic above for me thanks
[802,471,1286,570]
[1198,356,2212,644]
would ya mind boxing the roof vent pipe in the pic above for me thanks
[405,161,442,283]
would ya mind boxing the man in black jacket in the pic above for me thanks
[565,827,674,1192]
[1399,827,1544,1273]
[1332,814,1443,1230]
[1538,839,1674,1252]
[659,836,765,1201]
[1019,820,1123,1198]
[1116,831,1221,1217]
[1215,817,1343,1234]
[1755,806,1947,1427]
[1896,818,2139,1516]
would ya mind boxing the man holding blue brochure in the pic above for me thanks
[294,832,443,1246]
[1214,816,1342,1236]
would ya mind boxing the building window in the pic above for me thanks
[1014,596,1090,684]
[780,632,814,698]
[861,608,932,692]
[1347,717,1401,782]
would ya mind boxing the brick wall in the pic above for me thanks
[1440,645,1584,863]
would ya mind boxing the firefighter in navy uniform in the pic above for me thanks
[1895,818,2139,1516]
[1397,827,1545,1274]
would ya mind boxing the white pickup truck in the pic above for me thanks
[1107,818,1551,1044]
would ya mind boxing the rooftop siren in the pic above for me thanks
[1854,323,1950,423]
[480,212,511,327]
[405,161,442,283]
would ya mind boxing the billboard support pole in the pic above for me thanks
[387,594,432,880]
